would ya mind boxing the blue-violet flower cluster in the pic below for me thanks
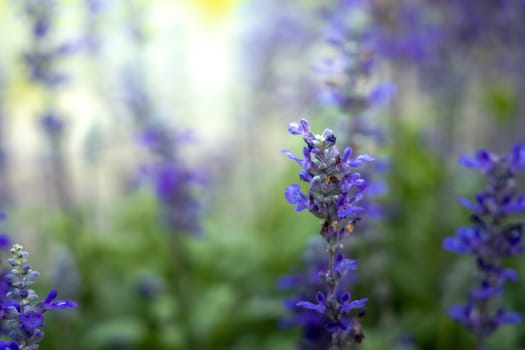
[0,243,77,349]
[139,125,204,235]
[443,145,525,348]
[283,119,372,348]
[278,237,357,350]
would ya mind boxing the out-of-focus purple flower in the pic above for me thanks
[19,0,81,88]
[443,145,525,346]
[40,112,64,137]
[0,235,10,251]
[139,124,204,235]
[368,83,397,105]
[0,341,18,350]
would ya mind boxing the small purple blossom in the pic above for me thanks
[443,145,525,347]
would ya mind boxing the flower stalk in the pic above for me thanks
[284,119,372,348]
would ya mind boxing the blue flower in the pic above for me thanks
[444,145,525,346]
[284,184,308,212]
[1,244,77,348]
[138,124,205,235]
[297,291,327,314]
[283,119,371,346]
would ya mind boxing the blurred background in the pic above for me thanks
[0,0,524,349]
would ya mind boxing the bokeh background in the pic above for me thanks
[0,0,524,349]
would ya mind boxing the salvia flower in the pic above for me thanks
[316,0,393,224]
[443,145,525,348]
[1,244,77,349]
[278,237,358,350]
[283,119,372,348]
[139,124,204,235]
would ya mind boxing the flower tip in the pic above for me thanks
[44,290,58,303]
[287,122,302,135]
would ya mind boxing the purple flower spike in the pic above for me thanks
[283,119,371,347]
[2,244,77,348]
[444,146,525,345]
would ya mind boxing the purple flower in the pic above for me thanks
[458,149,494,170]
[40,112,64,137]
[444,145,525,345]
[2,244,77,348]
[283,119,371,347]
[19,0,81,88]
[334,252,358,276]
[277,237,358,350]
[340,292,367,313]
[38,290,78,311]
[297,291,327,314]
[284,184,308,212]
[368,82,397,105]
[0,234,10,250]
[0,342,18,350]
[19,312,44,333]
[139,125,204,235]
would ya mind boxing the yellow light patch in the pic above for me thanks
[186,0,239,21]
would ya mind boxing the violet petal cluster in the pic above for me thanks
[139,125,204,235]
[20,0,80,89]
[278,238,358,350]
[283,119,372,347]
[443,145,525,346]
[0,244,77,349]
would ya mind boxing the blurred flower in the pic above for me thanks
[40,112,64,138]
[139,124,205,235]
[316,0,393,224]
[443,145,525,347]
[19,0,81,88]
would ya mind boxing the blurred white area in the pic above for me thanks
[0,0,242,204]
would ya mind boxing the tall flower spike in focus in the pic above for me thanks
[283,118,373,348]
[443,145,525,349]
